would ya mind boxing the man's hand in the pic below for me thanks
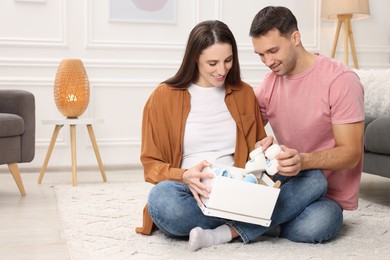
[255,137,302,176]
[255,136,275,150]
[182,160,214,206]
[276,145,302,176]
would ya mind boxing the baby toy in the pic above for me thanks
[202,144,283,188]
[245,144,283,188]
[203,166,258,184]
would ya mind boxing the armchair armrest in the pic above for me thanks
[364,117,390,155]
[0,90,35,162]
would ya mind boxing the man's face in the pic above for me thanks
[252,29,298,76]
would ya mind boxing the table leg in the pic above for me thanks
[87,124,107,182]
[38,125,63,184]
[70,125,77,186]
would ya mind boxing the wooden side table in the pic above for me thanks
[38,118,107,186]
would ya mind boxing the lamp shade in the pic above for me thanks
[321,0,370,21]
[54,59,90,118]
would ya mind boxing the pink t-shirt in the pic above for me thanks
[255,55,364,210]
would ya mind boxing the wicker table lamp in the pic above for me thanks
[54,59,90,118]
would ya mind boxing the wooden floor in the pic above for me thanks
[0,168,144,260]
[0,169,389,260]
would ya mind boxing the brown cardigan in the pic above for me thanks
[136,82,266,235]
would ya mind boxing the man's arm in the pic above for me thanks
[299,121,365,171]
[274,121,364,176]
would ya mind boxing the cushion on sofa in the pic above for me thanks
[364,116,376,130]
[364,117,390,154]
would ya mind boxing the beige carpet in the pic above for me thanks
[54,182,389,260]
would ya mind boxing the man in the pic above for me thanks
[251,6,365,242]
[183,7,364,251]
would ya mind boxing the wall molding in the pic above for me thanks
[0,77,158,89]
[215,0,223,19]
[36,137,141,149]
[353,45,390,53]
[0,55,389,80]
[0,162,143,174]
[0,77,146,149]
[92,138,141,147]
[0,37,67,48]
[0,58,180,71]
[85,0,200,50]
[0,0,67,47]
[0,58,59,67]
[0,77,53,87]
[313,0,321,51]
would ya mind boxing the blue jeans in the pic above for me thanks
[147,170,343,244]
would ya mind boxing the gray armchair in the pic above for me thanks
[0,90,35,196]
[363,116,390,179]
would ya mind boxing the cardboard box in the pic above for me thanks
[200,165,280,227]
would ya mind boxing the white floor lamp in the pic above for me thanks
[321,0,370,69]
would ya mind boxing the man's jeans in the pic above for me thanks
[147,170,343,244]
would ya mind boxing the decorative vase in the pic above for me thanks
[54,59,90,118]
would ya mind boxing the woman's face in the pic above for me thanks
[194,43,233,88]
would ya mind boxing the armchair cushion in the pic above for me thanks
[0,113,24,137]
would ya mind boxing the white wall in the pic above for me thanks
[1,0,389,172]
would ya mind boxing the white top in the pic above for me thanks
[181,84,236,168]
[42,118,104,125]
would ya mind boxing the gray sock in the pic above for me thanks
[188,224,232,251]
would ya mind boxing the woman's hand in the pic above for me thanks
[182,160,214,206]
[254,136,275,150]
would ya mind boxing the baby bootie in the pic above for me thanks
[245,146,267,177]
[265,144,282,176]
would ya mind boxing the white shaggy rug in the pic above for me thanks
[54,182,389,260]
